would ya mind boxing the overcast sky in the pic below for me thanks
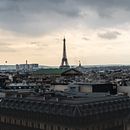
[1,0,130,66]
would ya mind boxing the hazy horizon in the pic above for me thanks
[1,63,130,67]
[1,0,130,66]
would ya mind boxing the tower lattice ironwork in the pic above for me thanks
[60,38,70,68]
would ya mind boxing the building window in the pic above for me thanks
[31,122,34,128]
[58,126,60,130]
[4,118,6,123]
[44,124,47,130]
[14,119,16,124]
[51,125,53,130]
[20,120,22,125]
[37,123,40,129]
[8,118,11,124]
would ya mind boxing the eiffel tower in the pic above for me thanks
[60,38,70,69]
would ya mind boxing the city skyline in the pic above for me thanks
[1,0,130,66]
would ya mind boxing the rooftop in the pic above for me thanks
[33,68,66,75]
[0,93,130,117]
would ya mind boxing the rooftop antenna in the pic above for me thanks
[79,60,81,67]
[26,60,28,64]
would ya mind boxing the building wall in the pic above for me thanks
[79,86,92,93]
[0,92,6,97]
[117,86,130,96]
[54,85,68,91]
[0,115,126,130]
[16,64,39,72]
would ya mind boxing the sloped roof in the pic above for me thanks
[61,68,83,76]
[33,68,66,75]
[0,95,129,118]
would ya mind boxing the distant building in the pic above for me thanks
[63,82,117,95]
[16,64,39,73]
[61,68,83,76]
[0,65,16,72]
[0,75,9,88]
[33,68,65,77]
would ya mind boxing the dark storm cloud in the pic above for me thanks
[0,0,130,35]
[98,31,121,40]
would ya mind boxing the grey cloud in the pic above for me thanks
[0,0,130,36]
[82,37,90,41]
[76,0,130,10]
[0,0,81,35]
[76,0,130,19]
[98,31,121,40]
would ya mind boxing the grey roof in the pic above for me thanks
[0,94,130,117]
